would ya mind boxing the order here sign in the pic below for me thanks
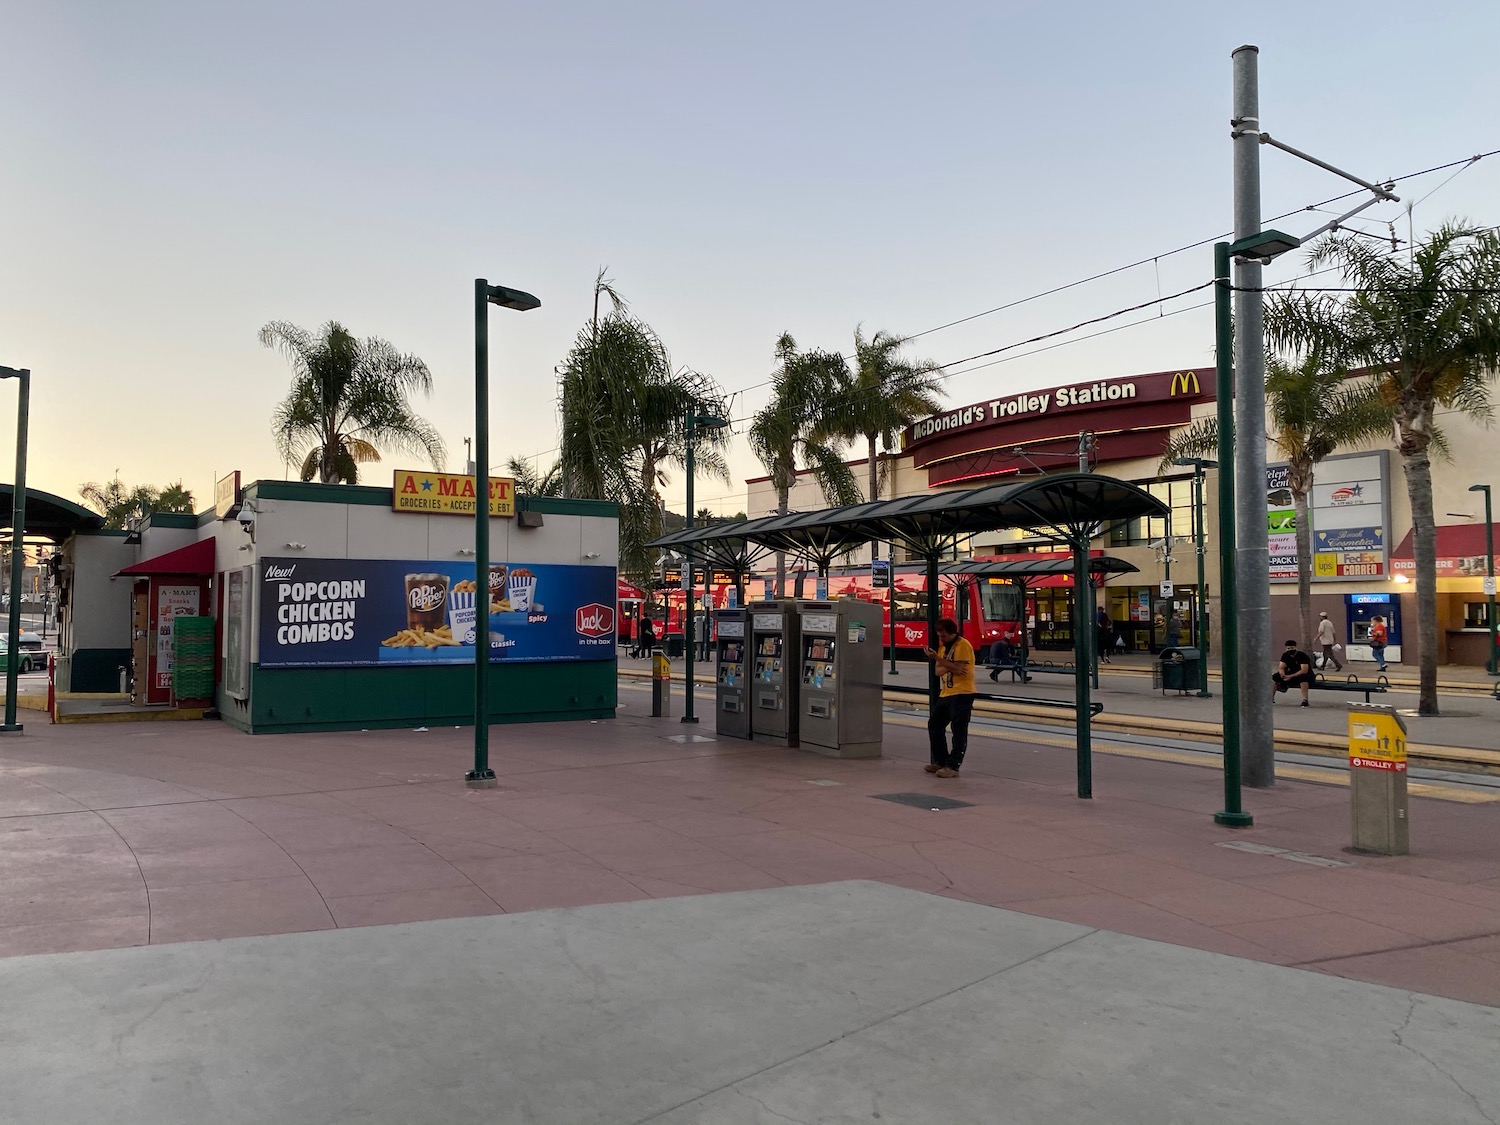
[392,470,515,517]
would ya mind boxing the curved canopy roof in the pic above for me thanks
[0,485,105,542]
[943,555,1140,579]
[650,474,1169,564]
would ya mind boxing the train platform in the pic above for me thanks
[2,702,1498,1122]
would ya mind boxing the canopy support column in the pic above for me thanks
[1072,541,1094,799]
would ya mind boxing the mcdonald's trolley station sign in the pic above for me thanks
[392,470,516,517]
[902,368,1215,486]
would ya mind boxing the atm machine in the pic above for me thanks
[713,607,750,739]
[798,600,884,759]
[750,602,800,747]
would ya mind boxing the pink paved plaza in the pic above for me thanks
[2,700,1499,1008]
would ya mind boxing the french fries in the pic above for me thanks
[381,624,462,649]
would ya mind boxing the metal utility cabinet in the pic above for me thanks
[797,600,883,759]
[1348,704,1409,855]
[713,607,750,740]
[750,602,800,747]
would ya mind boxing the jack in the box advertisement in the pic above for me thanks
[257,557,617,668]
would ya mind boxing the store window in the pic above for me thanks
[1463,602,1492,629]
[1108,479,1195,547]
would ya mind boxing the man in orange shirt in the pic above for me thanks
[925,617,976,778]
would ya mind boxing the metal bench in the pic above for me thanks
[984,661,1077,683]
[1309,675,1390,705]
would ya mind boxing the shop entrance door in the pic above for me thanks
[130,583,149,704]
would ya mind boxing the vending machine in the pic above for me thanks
[798,600,884,759]
[713,607,750,739]
[750,602,801,747]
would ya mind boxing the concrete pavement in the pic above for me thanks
[2,882,1497,1125]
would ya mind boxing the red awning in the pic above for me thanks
[115,538,216,577]
[1391,523,1499,558]
[617,578,645,601]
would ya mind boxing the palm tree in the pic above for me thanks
[556,275,729,578]
[845,327,944,507]
[155,482,196,514]
[1265,221,1500,715]
[80,474,156,530]
[748,333,863,595]
[262,320,445,484]
[505,456,562,498]
[1158,354,1392,652]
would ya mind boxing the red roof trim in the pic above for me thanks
[115,538,216,577]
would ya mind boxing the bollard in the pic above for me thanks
[1348,704,1409,855]
[650,646,672,717]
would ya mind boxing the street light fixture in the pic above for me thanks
[1172,457,1217,698]
[467,281,539,789]
[0,365,30,735]
[681,412,728,725]
[1470,486,1494,678]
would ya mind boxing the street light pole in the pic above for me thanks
[0,366,29,734]
[1470,486,1494,678]
[1173,456,1217,698]
[681,413,727,725]
[467,281,539,788]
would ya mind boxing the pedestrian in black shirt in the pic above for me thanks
[1272,639,1315,706]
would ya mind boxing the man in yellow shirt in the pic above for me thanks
[924,617,976,778]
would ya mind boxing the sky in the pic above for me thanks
[3,0,1498,520]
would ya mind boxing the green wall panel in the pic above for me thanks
[70,648,131,693]
[244,660,617,733]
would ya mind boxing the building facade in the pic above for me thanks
[745,367,1498,667]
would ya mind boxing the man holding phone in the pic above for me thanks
[925,617,976,778]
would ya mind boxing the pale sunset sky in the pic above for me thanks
[2,1,1497,516]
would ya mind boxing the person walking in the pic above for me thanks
[1272,639,1316,706]
[1096,607,1114,663]
[638,615,656,660]
[924,617,976,779]
[1315,611,1343,671]
[1369,616,1389,671]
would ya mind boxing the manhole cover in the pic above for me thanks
[663,734,718,743]
[873,792,974,811]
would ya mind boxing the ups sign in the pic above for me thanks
[1167,370,1202,397]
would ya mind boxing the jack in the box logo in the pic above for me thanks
[575,602,616,639]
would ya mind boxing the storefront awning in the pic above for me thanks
[617,578,646,601]
[1391,523,1499,576]
[115,538,216,577]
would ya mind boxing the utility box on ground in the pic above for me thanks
[750,602,800,747]
[796,600,884,759]
[713,607,750,739]
[1348,704,1409,855]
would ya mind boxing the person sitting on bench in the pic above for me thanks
[1272,639,1314,707]
[986,637,1030,682]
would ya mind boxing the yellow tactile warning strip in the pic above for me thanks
[883,714,1499,805]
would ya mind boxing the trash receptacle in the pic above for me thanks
[667,634,684,659]
[1155,647,1200,696]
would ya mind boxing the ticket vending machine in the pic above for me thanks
[798,600,884,759]
[713,607,750,740]
[750,602,800,747]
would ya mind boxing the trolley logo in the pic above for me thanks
[901,625,925,643]
[1167,370,1201,396]
[264,563,297,581]
[575,603,615,638]
[1329,484,1364,504]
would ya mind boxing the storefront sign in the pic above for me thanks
[904,368,1213,448]
[1267,452,1389,582]
[214,471,241,518]
[392,470,516,517]
[155,585,200,689]
[256,557,615,668]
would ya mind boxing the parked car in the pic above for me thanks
[0,633,46,674]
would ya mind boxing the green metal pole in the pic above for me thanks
[1213,244,1251,826]
[1072,541,1093,798]
[888,548,899,675]
[1476,486,1500,675]
[467,282,495,785]
[2,369,30,733]
[1195,462,1212,697]
[925,554,940,717]
[682,414,698,724]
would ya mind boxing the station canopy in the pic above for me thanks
[0,485,105,543]
[943,555,1141,580]
[649,473,1169,567]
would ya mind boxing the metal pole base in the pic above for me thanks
[680,715,700,724]
[0,723,24,734]
[464,770,498,789]
[1197,691,1214,699]
[1214,810,1254,827]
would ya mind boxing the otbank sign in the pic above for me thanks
[904,368,1211,446]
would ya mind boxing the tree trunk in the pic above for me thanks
[774,480,788,598]
[1290,469,1315,654]
[1402,439,1441,715]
